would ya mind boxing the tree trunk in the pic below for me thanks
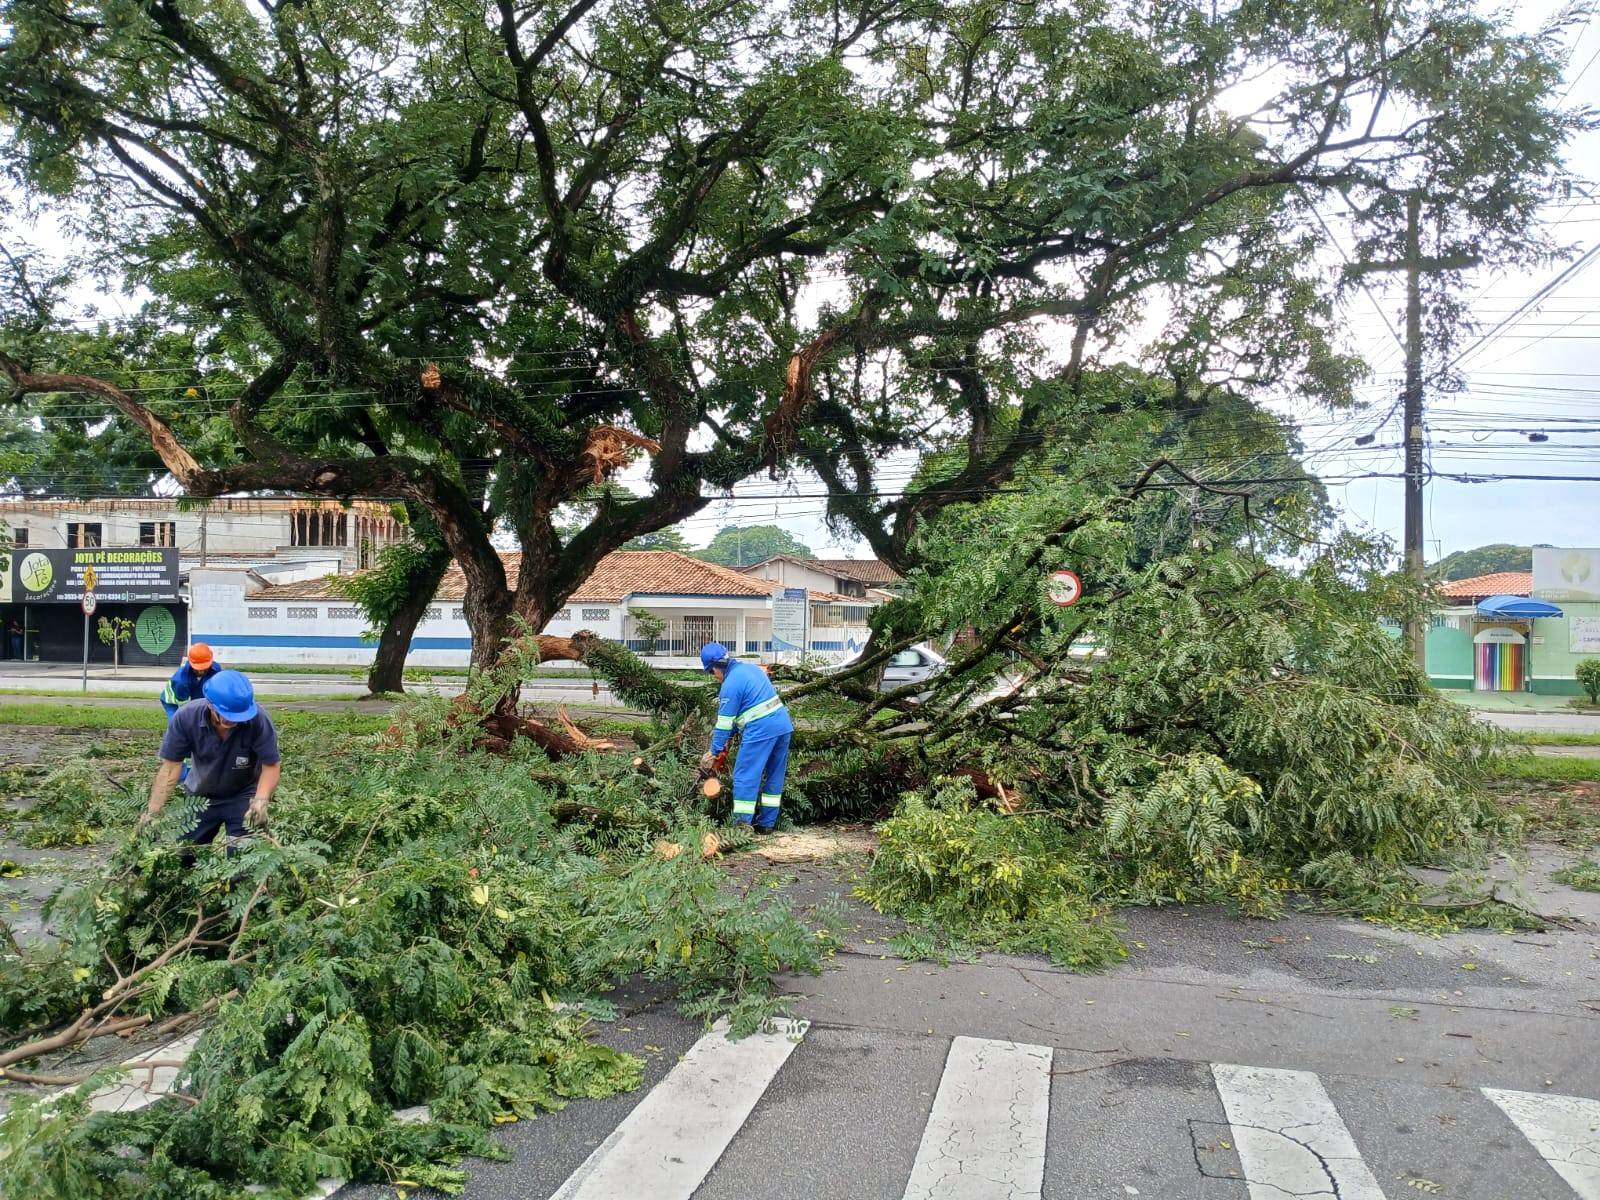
[366,542,451,695]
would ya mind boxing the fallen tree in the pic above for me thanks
[0,0,1574,693]
[0,662,829,1197]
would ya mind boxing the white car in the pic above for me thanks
[821,642,948,691]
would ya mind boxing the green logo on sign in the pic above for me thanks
[135,607,177,656]
[18,552,52,593]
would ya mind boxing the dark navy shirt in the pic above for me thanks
[158,700,281,805]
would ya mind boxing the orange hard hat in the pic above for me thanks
[187,643,214,670]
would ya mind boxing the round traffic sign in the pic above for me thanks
[81,591,98,616]
[1047,569,1083,607]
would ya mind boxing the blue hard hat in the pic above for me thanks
[203,669,258,723]
[699,641,732,673]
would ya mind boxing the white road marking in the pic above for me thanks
[901,1035,1053,1200]
[1211,1062,1387,1200]
[1485,1087,1600,1199]
[548,1016,808,1200]
[86,1030,200,1115]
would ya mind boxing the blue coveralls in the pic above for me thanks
[160,661,219,783]
[710,660,793,830]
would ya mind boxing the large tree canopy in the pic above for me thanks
[0,0,1578,672]
[695,523,815,568]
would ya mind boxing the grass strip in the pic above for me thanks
[0,701,392,738]
[1507,730,1600,747]
[1491,754,1600,783]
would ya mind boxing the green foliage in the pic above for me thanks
[1492,753,1600,784]
[1553,859,1600,892]
[694,525,814,569]
[622,529,690,553]
[95,615,135,669]
[630,608,667,655]
[837,440,1515,935]
[577,636,714,729]
[1575,660,1600,706]
[336,534,442,630]
[11,760,142,848]
[1430,544,1543,581]
[858,780,1124,970]
[0,691,831,1195]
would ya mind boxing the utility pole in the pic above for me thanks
[1347,190,1478,671]
[1402,191,1426,668]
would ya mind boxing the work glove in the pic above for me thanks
[246,797,270,829]
[698,751,717,771]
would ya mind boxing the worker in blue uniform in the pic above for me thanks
[160,643,220,783]
[699,642,792,831]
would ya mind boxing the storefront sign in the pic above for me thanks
[1533,547,1600,603]
[134,606,178,655]
[772,587,808,652]
[1473,626,1525,644]
[1572,615,1600,655]
[11,548,179,604]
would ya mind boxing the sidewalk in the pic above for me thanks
[1444,689,1592,714]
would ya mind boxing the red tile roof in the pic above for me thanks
[1439,571,1533,598]
[812,557,901,585]
[254,550,777,603]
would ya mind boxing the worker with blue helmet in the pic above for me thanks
[142,669,281,844]
[699,641,793,831]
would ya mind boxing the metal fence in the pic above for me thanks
[623,614,741,657]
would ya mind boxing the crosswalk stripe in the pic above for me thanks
[548,1016,808,1200]
[1211,1062,1387,1200]
[1484,1087,1600,1199]
[901,1036,1052,1200]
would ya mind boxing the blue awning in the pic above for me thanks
[1475,594,1563,619]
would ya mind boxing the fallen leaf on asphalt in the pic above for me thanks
[1406,1177,1442,1193]
[1390,1006,1419,1020]
[1460,962,1477,970]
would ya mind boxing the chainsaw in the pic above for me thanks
[696,748,730,801]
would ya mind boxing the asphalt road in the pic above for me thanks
[1478,709,1600,735]
[332,862,1600,1200]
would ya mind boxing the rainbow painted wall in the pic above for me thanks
[1476,641,1524,691]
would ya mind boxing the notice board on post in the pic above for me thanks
[11,547,180,604]
[771,587,808,653]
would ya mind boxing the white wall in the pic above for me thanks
[743,558,843,594]
[183,582,868,669]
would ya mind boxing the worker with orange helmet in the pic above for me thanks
[160,643,220,783]
[160,643,220,719]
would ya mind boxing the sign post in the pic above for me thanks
[80,590,97,693]
[1047,569,1083,608]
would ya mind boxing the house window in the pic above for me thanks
[551,608,572,622]
[580,607,610,622]
[68,522,102,548]
[425,607,442,621]
[288,606,318,619]
[291,509,350,546]
[328,606,362,619]
[139,521,176,547]
[247,606,279,619]
[451,607,466,621]
[8,528,26,548]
